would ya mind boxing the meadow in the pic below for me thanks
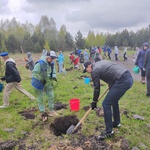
[0,51,149,150]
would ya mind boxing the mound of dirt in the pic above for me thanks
[50,115,79,136]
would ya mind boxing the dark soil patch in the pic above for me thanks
[54,102,67,110]
[0,140,18,150]
[50,115,79,136]
[18,107,38,120]
[66,67,73,71]
[82,105,90,111]
[49,134,112,150]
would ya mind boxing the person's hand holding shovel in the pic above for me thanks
[91,101,97,110]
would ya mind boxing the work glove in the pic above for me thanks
[91,101,97,110]
[143,68,146,71]
[42,79,46,85]
[52,77,57,82]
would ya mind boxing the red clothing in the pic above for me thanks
[69,55,79,65]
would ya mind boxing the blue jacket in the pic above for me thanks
[57,53,64,64]
[135,49,147,68]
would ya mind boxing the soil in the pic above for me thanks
[0,54,138,150]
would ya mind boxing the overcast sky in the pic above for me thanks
[0,0,150,36]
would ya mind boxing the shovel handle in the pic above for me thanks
[73,107,92,132]
[72,87,109,133]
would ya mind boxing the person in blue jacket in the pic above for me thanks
[107,46,112,60]
[135,42,149,84]
[57,51,66,74]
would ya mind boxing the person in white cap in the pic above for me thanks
[31,51,58,120]
[0,52,35,108]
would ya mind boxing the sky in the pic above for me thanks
[0,0,150,37]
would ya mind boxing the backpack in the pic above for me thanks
[35,60,54,78]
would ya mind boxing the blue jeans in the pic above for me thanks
[102,71,133,133]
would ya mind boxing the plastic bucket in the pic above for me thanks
[0,83,3,92]
[69,98,80,111]
[133,66,140,74]
[84,78,90,84]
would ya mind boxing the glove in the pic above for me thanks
[52,77,57,82]
[42,79,46,85]
[91,101,97,110]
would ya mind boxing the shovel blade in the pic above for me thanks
[66,125,75,134]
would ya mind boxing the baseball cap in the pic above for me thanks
[0,52,9,57]
[83,60,92,73]
[46,51,57,59]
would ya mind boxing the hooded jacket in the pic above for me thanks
[26,52,34,71]
[91,60,127,102]
[32,56,56,83]
[1,58,21,83]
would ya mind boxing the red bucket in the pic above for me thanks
[69,98,80,111]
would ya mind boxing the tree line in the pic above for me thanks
[0,15,150,53]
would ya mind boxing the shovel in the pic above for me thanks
[66,87,109,134]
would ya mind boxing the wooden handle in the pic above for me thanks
[72,87,109,133]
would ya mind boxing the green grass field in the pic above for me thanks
[0,51,150,149]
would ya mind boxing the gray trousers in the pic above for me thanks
[2,82,35,105]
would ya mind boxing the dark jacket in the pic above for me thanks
[144,49,150,70]
[1,59,21,83]
[135,49,147,68]
[91,60,127,102]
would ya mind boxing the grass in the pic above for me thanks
[0,51,150,149]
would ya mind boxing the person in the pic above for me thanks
[94,48,102,62]
[135,42,149,84]
[0,52,35,108]
[24,52,34,71]
[79,52,85,70]
[133,47,140,62]
[143,47,150,97]
[114,46,119,61]
[31,51,58,118]
[102,45,107,59]
[123,47,128,61]
[69,52,80,69]
[83,60,133,140]
[107,46,112,60]
[57,51,66,74]
[83,48,89,62]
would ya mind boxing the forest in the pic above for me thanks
[0,15,150,53]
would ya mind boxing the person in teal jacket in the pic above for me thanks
[32,51,58,119]
[57,51,66,74]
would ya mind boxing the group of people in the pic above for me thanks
[0,42,149,141]
[0,49,64,120]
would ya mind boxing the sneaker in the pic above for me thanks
[146,94,150,98]
[0,104,9,108]
[48,110,58,117]
[41,112,48,122]
[97,131,114,140]
[113,123,121,128]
